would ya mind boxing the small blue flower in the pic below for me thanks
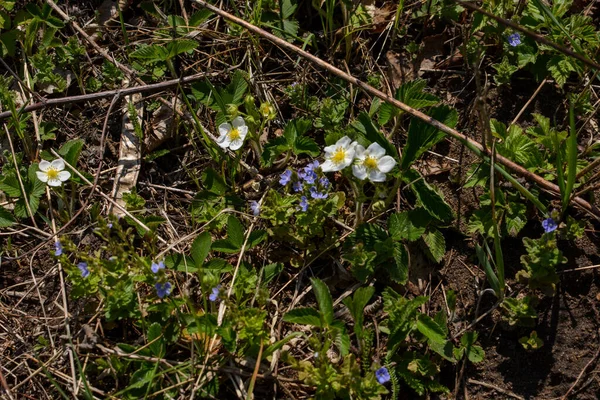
[301,169,318,184]
[77,262,90,278]
[155,282,172,299]
[508,33,521,47]
[54,241,63,256]
[310,186,328,199]
[209,285,221,302]
[279,169,292,186]
[542,217,558,233]
[319,177,330,189]
[107,223,113,229]
[299,196,309,212]
[151,260,165,274]
[250,201,260,216]
[375,367,390,384]
[293,181,304,192]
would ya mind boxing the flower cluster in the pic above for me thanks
[280,160,330,212]
[321,136,396,182]
[151,259,171,298]
[209,285,221,302]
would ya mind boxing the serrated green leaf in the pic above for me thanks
[390,242,409,284]
[402,105,457,170]
[332,320,350,356]
[0,207,15,227]
[282,307,322,327]
[423,227,445,263]
[388,208,430,241]
[58,139,84,167]
[0,175,22,197]
[416,314,446,345]
[379,79,439,125]
[262,262,283,284]
[310,278,334,326]
[147,322,164,357]
[293,136,320,156]
[342,286,374,336]
[201,168,228,195]
[166,39,198,59]
[352,112,397,158]
[227,215,244,248]
[130,44,168,61]
[190,232,211,268]
[223,70,248,105]
[404,169,453,222]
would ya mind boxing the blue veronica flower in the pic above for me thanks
[279,170,292,186]
[209,285,221,302]
[54,241,63,256]
[375,367,390,384]
[310,186,328,199]
[77,262,90,278]
[151,260,165,274]
[155,282,172,299]
[319,177,330,188]
[299,196,309,212]
[293,181,304,192]
[250,201,260,216]
[508,33,521,47]
[301,170,318,184]
[107,223,113,229]
[542,217,557,233]
[306,160,320,171]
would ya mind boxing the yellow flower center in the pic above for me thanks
[46,168,59,180]
[363,156,378,170]
[331,148,346,164]
[228,128,240,141]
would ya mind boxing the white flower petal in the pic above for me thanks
[232,116,246,128]
[39,160,51,172]
[354,144,366,159]
[217,138,231,149]
[36,171,49,182]
[377,156,397,173]
[369,170,387,182]
[323,144,337,154]
[48,178,62,187]
[367,142,386,158]
[50,159,65,171]
[237,125,248,138]
[58,171,71,181]
[352,165,367,180]
[344,149,356,166]
[321,160,337,172]
[218,123,232,137]
[337,136,352,148]
[229,139,244,151]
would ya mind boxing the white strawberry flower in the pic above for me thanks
[321,136,357,172]
[352,142,396,182]
[216,116,248,151]
[36,159,71,187]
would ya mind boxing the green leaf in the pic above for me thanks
[165,39,198,59]
[404,169,453,222]
[342,286,375,336]
[282,307,322,327]
[476,243,500,297]
[281,0,297,19]
[388,208,430,241]
[293,136,320,157]
[461,332,485,363]
[147,322,164,357]
[378,79,439,125]
[129,44,168,61]
[58,138,84,167]
[310,278,334,326]
[332,320,350,356]
[423,227,445,263]
[0,175,22,197]
[547,56,576,87]
[416,314,446,345]
[0,207,15,227]
[201,168,228,195]
[262,262,283,284]
[402,105,457,170]
[223,70,248,105]
[227,215,244,248]
[390,242,409,284]
[563,98,578,211]
[352,112,397,158]
[190,232,211,268]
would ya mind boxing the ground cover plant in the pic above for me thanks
[1,0,600,398]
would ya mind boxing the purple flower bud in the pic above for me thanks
[77,262,90,278]
[54,241,63,256]
[299,196,309,212]
[375,367,390,384]
[250,201,260,216]
[209,285,221,302]
[151,260,165,274]
[279,169,292,186]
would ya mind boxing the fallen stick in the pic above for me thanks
[192,0,600,220]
